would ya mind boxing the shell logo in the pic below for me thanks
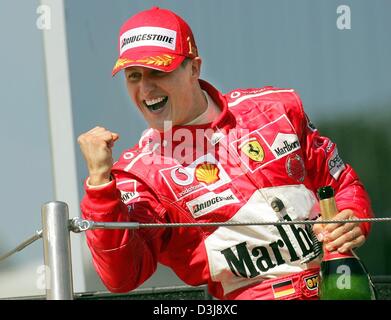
[195,162,220,185]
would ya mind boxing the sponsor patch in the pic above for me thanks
[171,167,194,186]
[204,185,317,295]
[286,154,306,182]
[118,180,139,204]
[304,274,319,291]
[257,115,300,159]
[328,148,346,180]
[272,279,296,299]
[186,189,239,218]
[234,132,274,172]
[120,190,139,204]
[177,185,204,198]
[159,153,231,200]
[231,115,300,173]
[325,141,334,153]
[271,133,300,158]
[195,163,220,185]
[120,26,176,55]
[240,138,265,162]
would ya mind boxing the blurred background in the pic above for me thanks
[0,0,390,298]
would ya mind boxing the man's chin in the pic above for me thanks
[149,120,174,133]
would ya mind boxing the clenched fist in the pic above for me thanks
[78,126,119,186]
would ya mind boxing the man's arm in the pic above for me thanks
[289,93,374,253]
[81,177,168,293]
[78,127,168,292]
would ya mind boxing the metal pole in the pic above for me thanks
[41,201,74,300]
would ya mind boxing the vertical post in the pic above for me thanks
[42,201,74,300]
[40,0,86,293]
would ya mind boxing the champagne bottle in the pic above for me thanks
[318,186,376,300]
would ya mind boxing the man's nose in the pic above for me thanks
[139,76,157,96]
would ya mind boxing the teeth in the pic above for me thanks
[145,96,166,106]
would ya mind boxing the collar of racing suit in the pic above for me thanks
[197,79,236,133]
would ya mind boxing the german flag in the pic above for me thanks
[272,279,295,299]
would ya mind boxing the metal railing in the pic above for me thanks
[0,201,75,300]
[41,202,74,299]
[2,201,391,300]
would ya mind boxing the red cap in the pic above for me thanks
[112,7,198,76]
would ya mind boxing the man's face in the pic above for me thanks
[124,58,202,131]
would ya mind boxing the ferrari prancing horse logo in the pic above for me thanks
[241,138,265,162]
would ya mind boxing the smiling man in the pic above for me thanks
[113,7,208,132]
[123,58,207,131]
[78,7,373,300]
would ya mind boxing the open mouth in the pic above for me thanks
[144,96,168,113]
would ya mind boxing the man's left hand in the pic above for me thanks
[313,209,366,253]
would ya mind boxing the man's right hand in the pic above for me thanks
[77,126,120,186]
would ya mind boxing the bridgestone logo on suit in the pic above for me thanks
[193,195,234,214]
[186,189,239,218]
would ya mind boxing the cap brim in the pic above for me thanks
[112,52,185,76]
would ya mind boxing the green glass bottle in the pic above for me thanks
[318,186,376,300]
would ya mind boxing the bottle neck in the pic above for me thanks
[319,195,352,261]
[319,198,338,220]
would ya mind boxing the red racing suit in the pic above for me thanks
[81,80,373,300]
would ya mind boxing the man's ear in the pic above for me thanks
[191,57,202,78]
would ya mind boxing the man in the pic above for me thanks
[78,7,373,299]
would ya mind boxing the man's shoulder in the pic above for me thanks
[224,86,300,108]
[112,143,142,171]
[113,127,163,171]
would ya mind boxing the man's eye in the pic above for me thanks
[128,73,141,81]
